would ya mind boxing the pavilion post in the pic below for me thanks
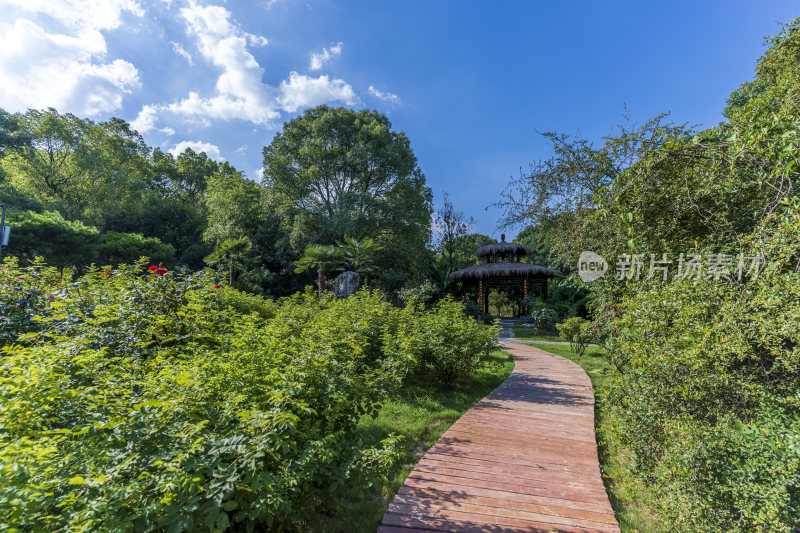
[541,278,548,301]
[522,278,529,315]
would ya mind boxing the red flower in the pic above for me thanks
[156,268,168,275]
[148,265,158,272]
[214,284,221,289]
[17,276,25,280]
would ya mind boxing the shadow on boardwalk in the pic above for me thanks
[378,341,620,533]
[483,373,593,407]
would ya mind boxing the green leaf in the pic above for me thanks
[221,500,238,512]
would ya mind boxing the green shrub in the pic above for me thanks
[96,231,176,267]
[389,297,499,380]
[0,259,498,531]
[396,279,440,307]
[215,285,278,319]
[5,210,176,269]
[0,257,64,347]
[556,316,592,356]
[525,305,557,331]
[5,210,100,268]
[601,211,800,532]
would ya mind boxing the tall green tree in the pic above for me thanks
[0,110,34,207]
[262,105,432,276]
[147,148,217,266]
[450,233,495,269]
[0,110,30,167]
[203,170,263,247]
[9,108,87,202]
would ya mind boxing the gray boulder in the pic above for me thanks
[333,271,360,298]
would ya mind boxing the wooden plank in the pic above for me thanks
[388,502,620,532]
[380,341,620,532]
[383,511,614,533]
[395,486,618,524]
[390,496,618,528]
[397,481,616,515]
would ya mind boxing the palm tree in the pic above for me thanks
[338,235,381,283]
[204,237,253,286]
[294,244,342,298]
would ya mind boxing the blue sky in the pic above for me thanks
[1,0,797,237]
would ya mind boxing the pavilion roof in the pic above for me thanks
[449,262,564,282]
[475,234,532,259]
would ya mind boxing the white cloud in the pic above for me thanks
[130,104,159,133]
[0,1,142,115]
[169,140,222,160]
[246,33,269,47]
[368,85,400,104]
[4,0,144,31]
[309,42,342,71]
[278,71,357,112]
[167,2,279,125]
[123,2,359,136]
[170,41,193,65]
[130,104,174,135]
[254,167,264,181]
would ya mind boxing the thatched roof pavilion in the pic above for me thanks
[449,234,563,315]
[449,261,563,281]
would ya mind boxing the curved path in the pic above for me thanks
[378,338,620,533]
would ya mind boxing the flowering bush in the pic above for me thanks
[0,258,498,531]
[0,257,64,346]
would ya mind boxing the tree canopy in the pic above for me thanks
[262,105,432,276]
[0,104,444,296]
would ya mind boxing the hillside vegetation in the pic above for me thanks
[0,259,497,532]
[501,19,800,532]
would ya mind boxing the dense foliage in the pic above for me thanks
[0,258,497,532]
[0,105,444,298]
[603,211,800,531]
[499,17,800,533]
[556,317,592,356]
[4,210,176,269]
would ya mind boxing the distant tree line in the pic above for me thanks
[0,105,499,297]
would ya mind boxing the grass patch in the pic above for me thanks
[512,326,561,341]
[526,342,614,387]
[527,342,660,533]
[310,348,514,532]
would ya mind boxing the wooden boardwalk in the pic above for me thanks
[379,341,620,533]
